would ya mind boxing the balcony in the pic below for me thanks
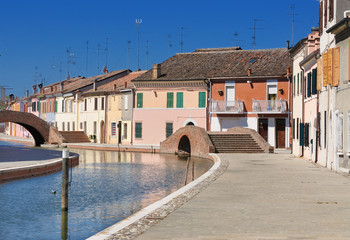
[210,100,244,114]
[252,99,288,113]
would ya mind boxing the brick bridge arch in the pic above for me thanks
[160,126,215,158]
[0,110,64,146]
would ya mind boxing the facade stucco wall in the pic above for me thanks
[132,109,206,145]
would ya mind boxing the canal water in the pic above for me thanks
[0,141,213,240]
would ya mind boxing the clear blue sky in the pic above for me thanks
[0,0,319,97]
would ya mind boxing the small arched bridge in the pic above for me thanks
[0,110,64,146]
[160,126,215,159]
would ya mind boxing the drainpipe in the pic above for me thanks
[287,75,292,153]
[299,65,305,157]
[316,90,319,163]
[208,78,212,132]
[104,93,108,144]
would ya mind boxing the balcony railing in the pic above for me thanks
[252,99,288,113]
[210,100,244,113]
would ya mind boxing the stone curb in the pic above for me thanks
[87,154,229,240]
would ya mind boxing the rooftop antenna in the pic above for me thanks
[145,40,149,69]
[59,61,63,81]
[233,32,243,47]
[97,43,101,75]
[289,4,302,47]
[249,18,263,49]
[168,34,173,57]
[136,19,142,71]
[180,27,184,53]
[105,38,110,69]
[127,40,131,69]
[86,41,89,76]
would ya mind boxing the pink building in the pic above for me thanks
[132,62,208,146]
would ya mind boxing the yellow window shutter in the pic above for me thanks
[317,58,322,90]
[332,47,340,87]
[327,48,333,85]
[323,52,328,87]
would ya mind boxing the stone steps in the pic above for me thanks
[59,131,91,143]
[209,133,264,153]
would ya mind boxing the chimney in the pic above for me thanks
[286,40,290,49]
[287,67,291,75]
[93,79,97,91]
[38,83,43,94]
[26,90,29,98]
[152,64,161,79]
[60,82,64,91]
[248,68,252,76]
[32,85,37,94]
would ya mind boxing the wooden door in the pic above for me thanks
[276,119,286,148]
[258,119,268,142]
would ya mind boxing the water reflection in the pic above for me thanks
[0,147,213,240]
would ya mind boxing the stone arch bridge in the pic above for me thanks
[0,110,64,146]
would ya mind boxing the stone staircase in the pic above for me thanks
[209,133,264,153]
[59,131,91,143]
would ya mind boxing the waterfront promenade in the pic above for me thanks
[135,152,350,240]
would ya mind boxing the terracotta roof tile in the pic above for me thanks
[134,48,292,81]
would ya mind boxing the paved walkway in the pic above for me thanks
[136,153,350,240]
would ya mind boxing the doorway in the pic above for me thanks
[258,119,268,142]
[276,119,286,148]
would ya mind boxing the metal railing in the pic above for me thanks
[210,100,244,113]
[252,99,288,113]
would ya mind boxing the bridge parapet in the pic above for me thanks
[0,110,65,146]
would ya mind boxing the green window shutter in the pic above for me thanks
[38,101,41,112]
[312,68,317,95]
[198,92,206,108]
[167,92,174,108]
[307,72,312,97]
[176,92,183,108]
[135,122,142,138]
[55,100,58,113]
[137,93,143,108]
[300,123,304,146]
[305,123,309,147]
[166,123,173,138]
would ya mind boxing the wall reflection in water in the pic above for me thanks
[0,148,213,240]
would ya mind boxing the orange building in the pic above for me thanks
[208,48,292,149]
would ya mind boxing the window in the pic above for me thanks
[84,121,87,133]
[62,100,65,112]
[267,85,277,100]
[293,119,295,139]
[101,97,105,110]
[304,123,309,147]
[84,99,87,111]
[167,92,174,108]
[324,0,328,27]
[329,0,334,21]
[176,92,183,108]
[67,122,70,131]
[94,98,98,110]
[300,122,304,146]
[111,122,116,136]
[297,73,300,95]
[55,101,57,113]
[293,76,296,96]
[80,122,83,130]
[198,92,206,108]
[68,100,72,112]
[62,122,65,131]
[166,122,173,138]
[336,113,343,152]
[123,123,127,139]
[297,118,299,139]
[124,95,128,110]
[307,72,312,98]
[136,93,143,108]
[93,121,97,135]
[72,122,75,131]
[312,68,317,95]
[135,122,142,138]
[33,102,36,112]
